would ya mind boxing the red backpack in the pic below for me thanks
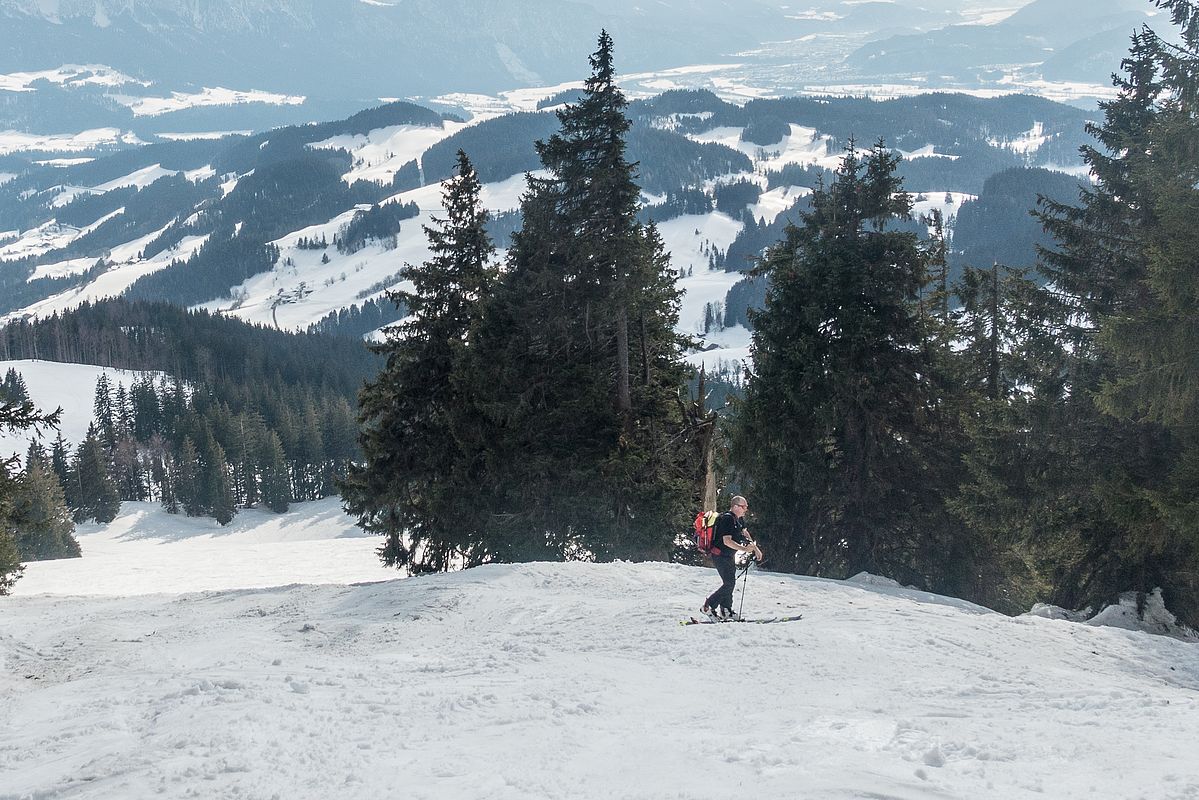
[693,511,721,556]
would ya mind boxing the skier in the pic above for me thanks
[701,495,762,620]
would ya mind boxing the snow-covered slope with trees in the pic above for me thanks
[0,360,160,458]
[2,506,1197,799]
[0,90,1095,374]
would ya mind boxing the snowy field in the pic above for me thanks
[2,501,1198,799]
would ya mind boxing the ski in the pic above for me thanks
[680,614,802,626]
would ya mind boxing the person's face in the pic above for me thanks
[732,500,748,518]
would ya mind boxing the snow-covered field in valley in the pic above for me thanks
[2,502,1198,799]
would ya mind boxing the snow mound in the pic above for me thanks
[1087,589,1199,641]
[846,571,903,588]
[1027,590,1198,641]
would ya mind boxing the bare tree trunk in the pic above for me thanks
[615,302,632,431]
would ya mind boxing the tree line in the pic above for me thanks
[343,16,1199,628]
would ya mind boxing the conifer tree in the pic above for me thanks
[159,451,180,515]
[946,263,1074,611]
[0,524,20,594]
[11,460,79,561]
[468,33,692,563]
[175,436,202,517]
[25,439,47,471]
[1035,0,1199,623]
[50,433,73,506]
[731,141,962,587]
[201,436,237,526]
[131,375,161,442]
[259,430,291,514]
[343,150,498,569]
[1,368,30,403]
[1,396,59,593]
[71,425,121,523]
[93,374,117,452]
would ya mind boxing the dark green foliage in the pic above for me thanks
[335,200,420,254]
[200,431,237,526]
[536,89,587,109]
[388,160,422,194]
[343,150,498,570]
[1029,2,1199,624]
[70,425,120,524]
[723,199,812,273]
[951,168,1085,277]
[124,230,280,306]
[732,141,964,588]
[1,368,30,404]
[423,112,560,184]
[259,430,291,513]
[2,300,373,522]
[764,163,834,191]
[626,127,751,196]
[722,274,768,330]
[713,180,763,217]
[639,187,712,224]
[228,157,353,241]
[895,146,1024,194]
[464,33,694,564]
[55,186,137,228]
[741,115,790,146]
[484,210,523,246]
[210,101,442,176]
[1,397,60,593]
[10,460,79,561]
[0,300,377,400]
[946,262,1079,612]
[629,89,737,120]
[0,524,20,594]
[307,297,407,340]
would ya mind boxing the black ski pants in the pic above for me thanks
[706,556,738,612]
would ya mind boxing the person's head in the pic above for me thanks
[729,495,748,518]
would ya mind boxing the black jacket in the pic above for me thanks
[712,511,747,559]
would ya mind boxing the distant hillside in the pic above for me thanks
[0,90,1093,374]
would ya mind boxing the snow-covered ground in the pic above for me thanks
[0,127,143,157]
[11,498,386,596]
[2,499,1197,799]
[110,87,305,117]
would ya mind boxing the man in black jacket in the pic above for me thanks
[701,495,762,620]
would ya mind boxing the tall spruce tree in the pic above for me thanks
[343,150,498,570]
[49,433,73,506]
[70,425,121,524]
[731,141,963,588]
[11,460,80,561]
[1,396,60,593]
[201,435,237,526]
[175,436,202,517]
[1036,0,1199,623]
[259,429,291,514]
[468,32,691,562]
[93,374,117,452]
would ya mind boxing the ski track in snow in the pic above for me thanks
[2,541,1198,799]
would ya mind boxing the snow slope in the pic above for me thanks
[2,508,1197,799]
[0,359,164,460]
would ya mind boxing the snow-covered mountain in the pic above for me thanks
[0,0,1164,142]
[0,0,797,99]
[0,91,1094,383]
[3,500,1197,798]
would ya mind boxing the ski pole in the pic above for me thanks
[737,559,751,620]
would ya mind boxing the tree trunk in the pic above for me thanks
[615,303,632,432]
